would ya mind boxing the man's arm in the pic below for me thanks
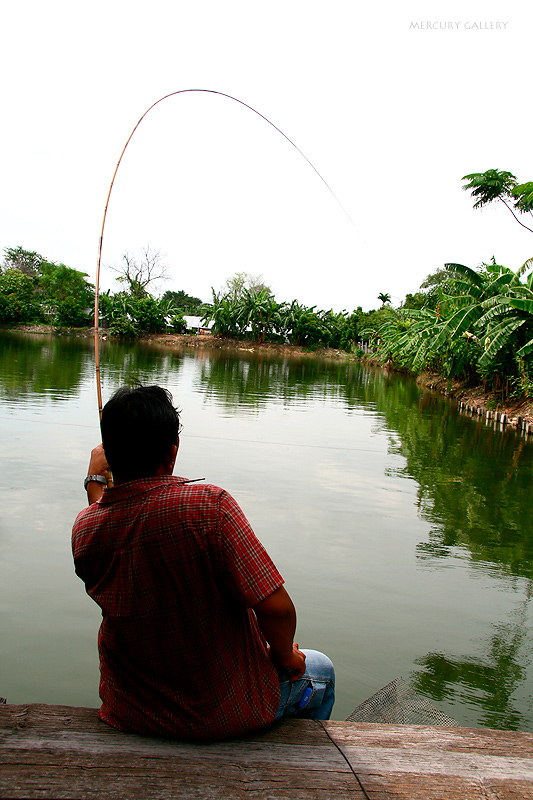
[84,444,110,505]
[253,586,306,681]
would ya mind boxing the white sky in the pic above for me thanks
[1,0,531,312]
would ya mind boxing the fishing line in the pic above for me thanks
[317,720,372,800]
[0,413,386,454]
[94,88,355,419]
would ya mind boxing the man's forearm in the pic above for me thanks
[253,586,306,678]
[254,587,297,663]
[86,482,105,504]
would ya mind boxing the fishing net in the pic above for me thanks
[345,677,459,726]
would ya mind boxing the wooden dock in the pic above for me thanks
[2,703,533,798]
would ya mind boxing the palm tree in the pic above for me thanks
[462,169,533,234]
[378,292,391,306]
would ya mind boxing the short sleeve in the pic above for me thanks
[217,491,283,607]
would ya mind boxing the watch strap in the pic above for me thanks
[84,474,108,490]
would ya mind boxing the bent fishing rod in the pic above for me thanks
[94,88,354,419]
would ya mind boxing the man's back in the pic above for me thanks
[72,475,283,740]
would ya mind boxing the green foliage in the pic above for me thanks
[166,310,187,333]
[1,248,94,326]
[108,316,139,339]
[462,169,517,209]
[161,290,203,314]
[37,261,93,327]
[512,182,533,213]
[130,296,167,333]
[203,291,243,338]
[54,298,92,328]
[99,292,174,336]
[338,310,360,351]
[375,258,533,397]
[3,246,44,276]
[462,169,533,234]
[239,288,284,343]
[0,268,37,323]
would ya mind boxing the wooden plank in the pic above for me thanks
[325,721,533,799]
[4,705,533,800]
[0,704,364,799]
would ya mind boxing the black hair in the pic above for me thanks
[101,385,181,480]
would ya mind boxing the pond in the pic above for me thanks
[1,329,532,730]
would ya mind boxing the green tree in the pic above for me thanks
[284,302,329,347]
[338,309,361,351]
[161,289,203,314]
[2,246,44,276]
[512,182,533,214]
[462,169,533,234]
[0,269,37,323]
[377,292,391,306]
[130,296,167,333]
[37,261,93,327]
[99,292,139,338]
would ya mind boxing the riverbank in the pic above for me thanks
[10,325,350,360]
[362,354,533,430]
[416,370,533,431]
[8,325,533,429]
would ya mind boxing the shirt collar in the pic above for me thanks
[98,475,186,505]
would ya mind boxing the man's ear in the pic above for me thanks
[161,442,178,474]
[169,441,178,469]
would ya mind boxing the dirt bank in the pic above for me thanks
[9,326,350,360]
[414,370,533,429]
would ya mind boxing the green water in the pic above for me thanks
[1,330,532,730]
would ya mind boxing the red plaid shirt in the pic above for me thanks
[72,476,283,740]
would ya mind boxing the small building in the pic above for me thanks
[183,315,213,335]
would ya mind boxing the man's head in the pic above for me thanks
[101,385,181,481]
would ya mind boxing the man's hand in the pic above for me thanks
[277,642,306,681]
[88,444,110,477]
[85,444,110,504]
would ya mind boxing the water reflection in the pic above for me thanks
[0,331,91,401]
[373,378,533,580]
[194,350,369,411]
[412,590,532,730]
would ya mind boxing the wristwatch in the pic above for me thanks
[84,474,108,491]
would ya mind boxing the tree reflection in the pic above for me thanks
[0,331,90,398]
[0,331,186,402]
[373,375,533,580]
[195,351,367,410]
[412,589,532,730]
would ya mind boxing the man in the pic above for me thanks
[72,385,334,740]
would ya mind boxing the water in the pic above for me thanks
[1,330,532,730]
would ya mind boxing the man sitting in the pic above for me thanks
[72,384,334,740]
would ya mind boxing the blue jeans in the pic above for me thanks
[275,649,335,721]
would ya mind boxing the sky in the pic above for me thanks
[1,0,532,312]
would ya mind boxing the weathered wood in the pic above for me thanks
[2,705,533,799]
[325,720,533,799]
[0,704,362,799]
